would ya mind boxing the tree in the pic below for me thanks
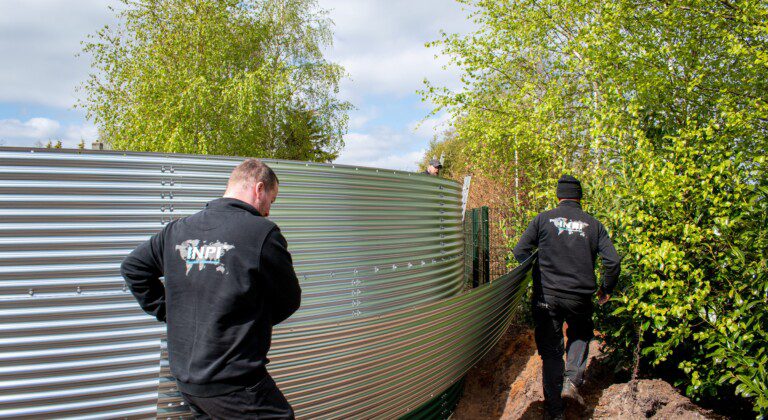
[80,0,351,161]
[274,105,340,162]
[418,128,463,177]
[424,0,768,414]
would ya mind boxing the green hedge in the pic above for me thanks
[423,0,768,415]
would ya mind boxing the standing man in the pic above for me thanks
[513,175,620,420]
[423,158,442,176]
[121,159,301,419]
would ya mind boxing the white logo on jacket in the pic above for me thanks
[549,217,589,237]
[175,239,235,274]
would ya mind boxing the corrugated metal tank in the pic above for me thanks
[0,148,531,419]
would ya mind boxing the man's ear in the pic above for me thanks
[254,181,265,194]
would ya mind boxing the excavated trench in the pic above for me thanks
[454,324,721,419]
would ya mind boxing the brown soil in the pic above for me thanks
[454,324,721,419]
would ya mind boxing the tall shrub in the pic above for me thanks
[424,0,768,414]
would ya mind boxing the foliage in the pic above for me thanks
[424,0,768,415]
[418,128,470,178]
[80,0,351,161]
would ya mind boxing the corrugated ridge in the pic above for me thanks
[0,147,474,419]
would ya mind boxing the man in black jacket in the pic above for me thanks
[121,159,301,419]
[513,175,620,419]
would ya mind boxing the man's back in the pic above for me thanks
[121,197,301,397]
[513,200,620,299]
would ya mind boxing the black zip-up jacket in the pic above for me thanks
[120,198,301,397]
[513,200,621,299]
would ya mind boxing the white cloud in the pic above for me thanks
[321,0,474,103]
[409,112,452,141]
[367,150,426,171]
[335,111,454,172]
[348,106,380,130]
[0,0,118,108]
[63,123,99,144]
[337,46,461,101]
[336,131,402,163]
[0,117,60,139]
[0,117,98,148]
[335,128,426,171]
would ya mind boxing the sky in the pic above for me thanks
[0,0,474,171]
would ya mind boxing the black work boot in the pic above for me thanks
[561,377,585,407]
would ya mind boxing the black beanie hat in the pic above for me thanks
[556,175,582,199]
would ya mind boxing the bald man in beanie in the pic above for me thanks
[513,175,620,419]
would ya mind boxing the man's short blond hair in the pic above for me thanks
[227,159,279,191]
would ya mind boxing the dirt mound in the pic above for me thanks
[454,324,719,419]
[453,324,538,418]
[593,380,715,419]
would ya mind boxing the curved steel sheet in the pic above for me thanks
[0,148,529,419]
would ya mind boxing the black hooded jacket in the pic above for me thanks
[121,198,301,396]
[513,200,621,299]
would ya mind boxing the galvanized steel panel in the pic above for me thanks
[0,148,529,419]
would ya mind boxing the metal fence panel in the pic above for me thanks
[0,148,530,419]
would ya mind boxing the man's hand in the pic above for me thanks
[597,288,611,305]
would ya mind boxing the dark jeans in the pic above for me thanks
[532,294,594,416]
[181,374,295,419]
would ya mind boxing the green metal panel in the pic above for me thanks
[399,379,464,420]
[481,206,490,285]
[0,147,533,419]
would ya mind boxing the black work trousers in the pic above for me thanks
[532,293,594,416]
[181,374,295,419]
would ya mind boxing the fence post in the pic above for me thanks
[471,208,480,288]
[481,206,490,284]
[465,206,492,287]
[463,214,471,288]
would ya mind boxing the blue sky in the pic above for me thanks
[0,0,473,171]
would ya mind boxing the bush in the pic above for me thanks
[424,0,768,415]
[593,136,768,413]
